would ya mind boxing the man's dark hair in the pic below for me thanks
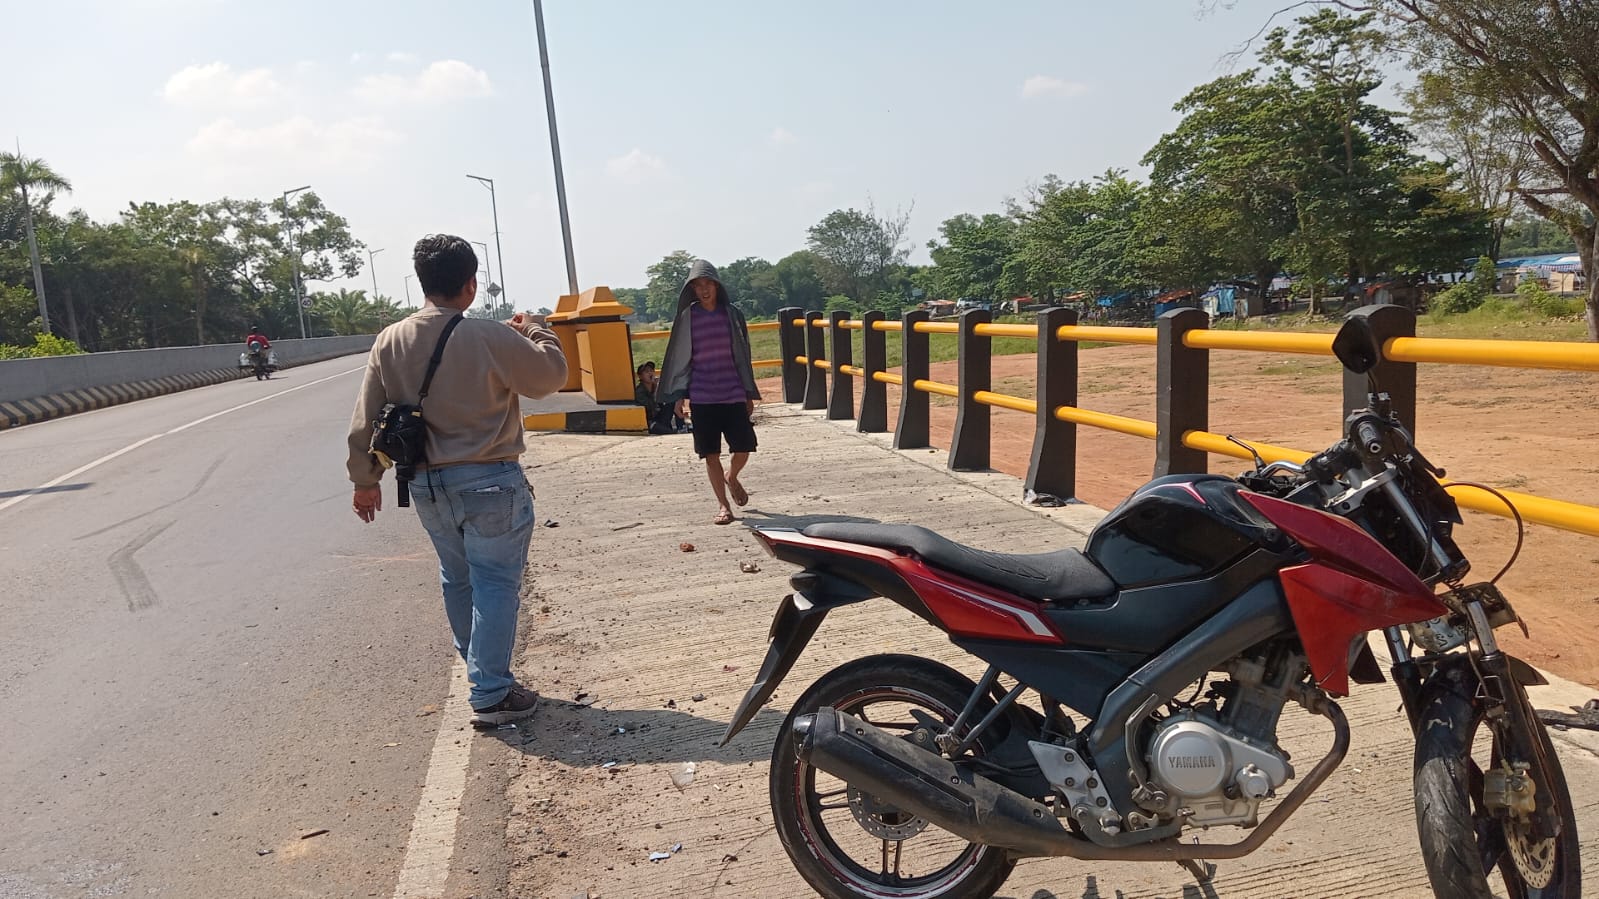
[412,234,478,299]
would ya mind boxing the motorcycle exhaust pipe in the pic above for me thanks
[794,707,1070,858]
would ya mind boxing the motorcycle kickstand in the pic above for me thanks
[1177,858,1216,884]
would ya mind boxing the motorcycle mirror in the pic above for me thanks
[1331,316,1382,374]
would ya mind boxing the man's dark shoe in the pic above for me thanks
[472,685,540,727]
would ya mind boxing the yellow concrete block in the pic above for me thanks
[522,412,569,431]
[577,321,636,403]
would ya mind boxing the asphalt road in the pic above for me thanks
[0,357,505,899]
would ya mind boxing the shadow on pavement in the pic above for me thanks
[485,696,788,767]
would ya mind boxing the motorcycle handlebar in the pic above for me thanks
[1355,421,1385,457]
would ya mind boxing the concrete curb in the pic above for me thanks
[523,405,648,434]
[0,367,247,431]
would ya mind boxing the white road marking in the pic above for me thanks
[392,659,474,899]
[0,366,363,515]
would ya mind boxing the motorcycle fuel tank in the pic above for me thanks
[1086,475,1288,588]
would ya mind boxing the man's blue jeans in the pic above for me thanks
[409,461,535,709]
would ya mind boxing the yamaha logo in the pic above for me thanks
[1171,755,1219,769]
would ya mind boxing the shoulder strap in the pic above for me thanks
[417,314,465,404]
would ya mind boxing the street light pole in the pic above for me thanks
[466,175,505,306]
[282,185,312,338]
[404,274,416,307]
[367,247,384,302]
[471,241,493,303]
[533,0,580,297]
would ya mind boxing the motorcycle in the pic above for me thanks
[721,313,1579,899]
[241,340,277,380]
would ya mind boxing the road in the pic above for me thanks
[0,357,511,899]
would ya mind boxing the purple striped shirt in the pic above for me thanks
[688,303,748,404]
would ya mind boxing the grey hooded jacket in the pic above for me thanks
[656,259,762,405]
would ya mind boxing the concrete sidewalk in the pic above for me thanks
[499,403,1599,899]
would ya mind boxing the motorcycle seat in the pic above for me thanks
[802,522,1115,603]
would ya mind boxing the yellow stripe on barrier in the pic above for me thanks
[1181,430,1316,465]
[1386,336,1599,372]
[1056,325,1159,346]
[791,317,805,327]
[973,323,1039,340]
[873,320,903,332]
[839,364,864,376]
[1052,406,1158,439]
[810,319,828,328]
[913,321,960,334]
[749,321,780,332]
[973,390,1037,414]
[912,378,959,398]
[839,321,865,330]
[874,371,904,385]
[1183,331,1335,356]
[795,355,808,365]
[753,358,782,368]
[633,329,670,340]
[1447,486,1599,538]
[812,359,832,370]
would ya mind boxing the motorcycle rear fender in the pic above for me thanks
[719,576,873,745]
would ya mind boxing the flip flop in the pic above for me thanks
[714,509,736,525]
[729,482,749,507]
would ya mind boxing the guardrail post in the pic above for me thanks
[859,310,887,432]
[802,311,827,410]
[827,310,854,421]
[1155,307,1209,476]
[949,308,992,471]
[1026,307,1077,501]
[1342,304,1417,435]
[894,309,931,449]
[777,305,805,404]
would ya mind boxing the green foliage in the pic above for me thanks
[1431,256,1500,314]
[644,251,696,321]
[1013,171,1145,299]
[720,256,782,318]
[0,332,84,359]
[806,204,911,303]
[309,288,392,335]
[823,294,859,314]
[927,213,1019,302]
[1515,277,1583,317]
[772,251,828,311]
[0,283,39,343]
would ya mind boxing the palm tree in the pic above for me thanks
[312,288,380,335]
[0,151,72,335]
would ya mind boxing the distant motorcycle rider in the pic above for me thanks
[245,325,272,354]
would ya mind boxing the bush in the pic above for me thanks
[0,333,85,359]
[1430,281,1486,314]
[1516,278,1584,317]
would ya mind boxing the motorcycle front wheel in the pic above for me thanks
[769,654,1015,899]
[1413,662,1581,898]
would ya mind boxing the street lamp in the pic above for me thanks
[466,174,505,305]
[367,247,384,302]
[534,0,580,297]
[471,240,493,304]
[282,184,312,338]
[404,274,416,307]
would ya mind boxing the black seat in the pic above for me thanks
[802,522,1115,603]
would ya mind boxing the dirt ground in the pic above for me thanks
[758,344,1599,688]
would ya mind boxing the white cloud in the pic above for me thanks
[185,115,401,173]
[769,127,796,146]
[605,148,666,184]
[162,62,283,107]
[1021,75,1088,99]
[355,60,493,104]
[387,51,418,64]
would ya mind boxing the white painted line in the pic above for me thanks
[392,659,474,899]
[0,366,364,515]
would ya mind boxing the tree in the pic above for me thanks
[805,203,912,303]
[926,213,1020,303]
[0,152,71,335]
[771,250,828,311]
[719,256,781,318]
[1013,170,1146,300]
[312,288,380,335]
[644,250,696,322]
[1372,0,1599,339]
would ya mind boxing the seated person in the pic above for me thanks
[635,361,686,434]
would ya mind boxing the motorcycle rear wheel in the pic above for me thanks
[770,654,1016,899]
[1413,663,1580,898]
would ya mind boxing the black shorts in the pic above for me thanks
[690,402,757,457]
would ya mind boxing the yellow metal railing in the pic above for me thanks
[640,313,1599,539]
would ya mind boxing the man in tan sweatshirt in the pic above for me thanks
[345,234,567,725]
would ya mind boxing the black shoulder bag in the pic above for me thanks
[369,314,464,508]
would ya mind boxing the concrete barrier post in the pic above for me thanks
[949,308,992,471]
[1155,307,1209,476]
[827,310,854,421]
[1342,304,1417,436]
[894,310,931,450]
[1025,307,1078,501]
[802,311,827,411]
[777,306,805,404]
[858,310,887,433]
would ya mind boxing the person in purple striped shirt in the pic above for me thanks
[656,259,762,525]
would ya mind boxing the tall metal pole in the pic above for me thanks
[282,185,311,338]
[472,240,493,297]
[534,0,580,296]
[467,175,507,306]
[367,247,384,301]
[404,274,415,307]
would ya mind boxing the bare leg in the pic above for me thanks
[703,454,733,520]
[727,452,750,502]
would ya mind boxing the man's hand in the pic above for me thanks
[676,398,690,420]
[353,485,382,523]
[746,398,756,418]
[508,312,549,331]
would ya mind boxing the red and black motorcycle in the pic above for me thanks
[722,313,1579,899]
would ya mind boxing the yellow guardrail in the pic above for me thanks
[1184,331,1335,355]
[874,371,904,386]
[913,321,960,335]
[1448,486,1599,538]
[633,328,670,340]
[753,358,782,368]
[1182,430,1316,465]
[973,323,1039,340]
[912,378,959,398]
[1385,336,1599,371]
[1053,406,1158,439]
[874,320,903,332]
[973,390,1038,414]
[1056,325,1159,346]
[838,364,864,376]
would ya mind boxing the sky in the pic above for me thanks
[2,0,1401,309]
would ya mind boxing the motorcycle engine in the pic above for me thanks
[1146,709,1293,828]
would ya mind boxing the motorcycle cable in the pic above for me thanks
[1440,480,1526,584]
